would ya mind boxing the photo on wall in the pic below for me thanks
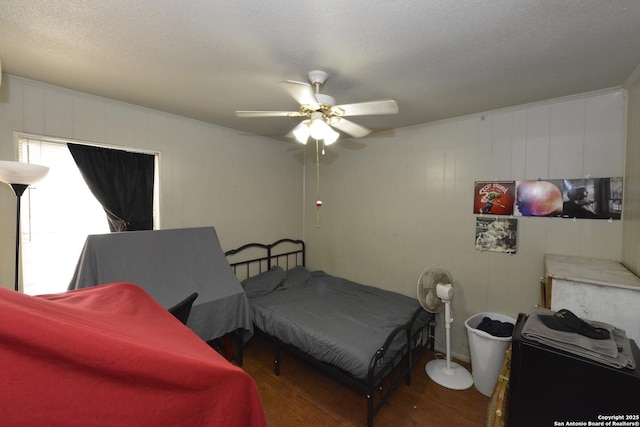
[473,181,515,216]
[562,177,623,219]
[475,217,517,254]
[514,180,564,217]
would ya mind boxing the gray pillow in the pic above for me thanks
[241,266,285,297]
[280,265,312,289]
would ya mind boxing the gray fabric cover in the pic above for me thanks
[522,307,635,369]
[68,227,252,342]
[280,265,312,289]
[241,266,286,297]
[249,269,431,380]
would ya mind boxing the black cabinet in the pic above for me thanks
[508,313,640,427]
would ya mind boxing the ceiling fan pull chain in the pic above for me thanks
[316,139,321,228]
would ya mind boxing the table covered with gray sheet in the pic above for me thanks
[68,227,252,342]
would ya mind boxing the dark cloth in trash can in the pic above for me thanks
[477,317,514,337]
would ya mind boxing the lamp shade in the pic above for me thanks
[323,128,340,145]
[309,118,331,140]
[0,161,49,185]
[293,122,311,144]
[290,111,341,145]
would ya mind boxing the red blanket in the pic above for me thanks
[0,283,266,426]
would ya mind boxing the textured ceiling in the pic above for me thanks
[1,0,640,143]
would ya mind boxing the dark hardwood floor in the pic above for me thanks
[240,335,489,427]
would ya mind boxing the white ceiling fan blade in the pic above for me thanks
[281,80,319,108]
[236,110,304,118]
[332,99,398,117]
[330,118,372,138]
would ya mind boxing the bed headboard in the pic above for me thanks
[225,238,305,280]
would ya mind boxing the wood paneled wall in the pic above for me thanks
[303,89,627,361]
[0,76,304,289]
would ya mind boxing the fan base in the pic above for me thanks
[307,70,329,86]
[425,359,473,390]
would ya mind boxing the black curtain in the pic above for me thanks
[68,143,155,232]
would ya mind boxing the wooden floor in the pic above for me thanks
[240,334,489,427]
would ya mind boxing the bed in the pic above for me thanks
[0,282,266,426]
[225,238,435,427]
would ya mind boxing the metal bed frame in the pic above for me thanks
[225,239,435,427]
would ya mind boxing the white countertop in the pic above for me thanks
[545,254,640,291]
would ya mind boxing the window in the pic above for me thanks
[18,134,159,295]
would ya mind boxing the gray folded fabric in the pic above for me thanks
[522,307,635,370]
[613,327,636,370]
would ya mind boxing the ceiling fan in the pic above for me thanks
[236,70,399,145]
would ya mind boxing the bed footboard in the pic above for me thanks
[258,310,434,427]
[363,307,435,426]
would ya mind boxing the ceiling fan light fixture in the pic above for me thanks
[237,71,397,143]
[309,118,328,140]
[323,127,340,145]
[308,111,338,142]
[293,121,311,144]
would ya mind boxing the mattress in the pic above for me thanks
[247,269,431,380]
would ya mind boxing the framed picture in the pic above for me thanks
[562,177,623,220]
[473,177,623,222]
[514,180,563,217]
[473,181,515,216]
[475,217,517,254]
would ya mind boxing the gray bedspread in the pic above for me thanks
[249,270,431,380]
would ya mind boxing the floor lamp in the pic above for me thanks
[0,161,49,292]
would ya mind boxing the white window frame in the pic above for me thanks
[14,131,161,295]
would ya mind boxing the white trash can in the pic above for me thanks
[465,312,515,397]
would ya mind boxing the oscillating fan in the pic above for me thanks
[417,266,473,390]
